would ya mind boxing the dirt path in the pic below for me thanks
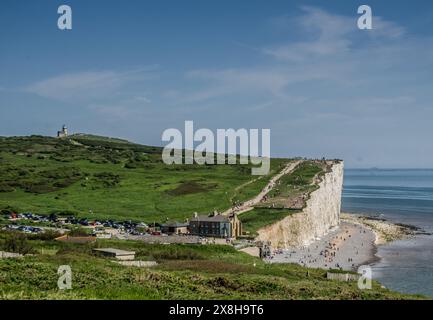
[228,177,260,203]
[222,160,302,216]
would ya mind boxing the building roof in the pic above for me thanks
[161,222,189,228]
[190,214,229,223]
[55,235,96,244]
[93,248,135,256]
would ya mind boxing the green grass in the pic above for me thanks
[267,161,325,199]
[238,162,328,235]
[0,233,422,300]
[240,208,300,236]
[0,135,289,222]
[0,136,421,300]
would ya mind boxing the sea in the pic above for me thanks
[342,169,433,297]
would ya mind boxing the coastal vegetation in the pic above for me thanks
[0,135,288,222]
[0,231,422,300]
[262,161,326,206]
[239,208,299,236]
[0,135,426,300]
[239,161,329,235]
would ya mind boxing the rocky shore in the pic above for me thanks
[340,213,417,245]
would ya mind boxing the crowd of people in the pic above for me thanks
[268,222,375,271]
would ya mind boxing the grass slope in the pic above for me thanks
[240,208,299,236]
[0,135,289,222]
[240,162,328,235]
[0,233,421,300]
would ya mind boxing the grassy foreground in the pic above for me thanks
[0,232,421,300]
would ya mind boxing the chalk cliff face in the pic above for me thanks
[255,161,344,248]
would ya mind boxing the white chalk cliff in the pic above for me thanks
[255,161,344,248]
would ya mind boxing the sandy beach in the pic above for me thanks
[268,214,418,271]
[269,221,377,271]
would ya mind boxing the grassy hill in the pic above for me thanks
[0,135,423,300]
[0,135,289,223]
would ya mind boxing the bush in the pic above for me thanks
[1,207,19,215]
[1,232,36,255]
[68,227,90,237]
[124,162,137,169]
[0,184,15,192]
[93,172,121,187]
[53,210,78,216]
[55,244,95,256]
[137,247,205,261]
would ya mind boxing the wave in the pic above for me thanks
[343,185,433,201]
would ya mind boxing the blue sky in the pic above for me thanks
[1,0,433,168]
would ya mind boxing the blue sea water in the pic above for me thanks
[342,169,433,297]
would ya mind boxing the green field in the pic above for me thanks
[0,135,289,222]
[0,232,421,300]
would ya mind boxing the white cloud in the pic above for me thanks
[24,67,157,102]
[162,6,433,167]
[263,6,405,63]
[371,16,406,39]
[177,6,417,110]
[184,68,293,101]
[16,6,433,167]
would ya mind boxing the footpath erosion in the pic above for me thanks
[222,160,302,216]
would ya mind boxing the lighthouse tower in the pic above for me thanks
[57,125,68,138]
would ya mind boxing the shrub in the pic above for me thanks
[137,247,205,261]
[68,227,90,237]
[55,244,95,256]
[1,232,36,255]
[54,210,78,216]
[1,207,19,215]
[124,162,137,169]
[0,184,15,192]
